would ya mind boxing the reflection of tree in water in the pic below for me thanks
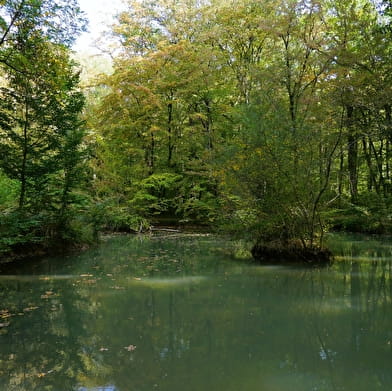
[73,263,392,391]
[78,386,117,391]
[305,260,392,391]
[0,277,95,391]
[1,235,392,390]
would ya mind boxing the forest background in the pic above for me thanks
[1,0,392,260]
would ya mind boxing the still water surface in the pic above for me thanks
[0,233,392,391]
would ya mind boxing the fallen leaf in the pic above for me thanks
[41,291,54,299]
[124,345,137,352]
[0,310,11,319]
[99,347,109,352]
[37,370,54,378]
[23,306,39,312]
[83,279,97,284]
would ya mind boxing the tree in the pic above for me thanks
[0,0,88,255]
[90,0,235,226]
[0,0,85,49]
[0,31,85,209]
[85,0,392,257]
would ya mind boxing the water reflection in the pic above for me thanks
[78,387,117,391]
[0,234,392,390]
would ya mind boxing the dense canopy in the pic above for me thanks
[1,0,392,259]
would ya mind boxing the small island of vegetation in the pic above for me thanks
[1,0,392,264]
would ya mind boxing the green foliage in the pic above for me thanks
[0,171,19,210]
[85,200,150,234]
[84,0,392,250]
[128,173,220,224]
[327,194,392,234]
[130,173,183,216]
[0,0,86,50]
[0,0,89,259]
[0,210,50,254]
[2,0,392,261]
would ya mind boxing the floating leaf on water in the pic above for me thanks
[37,370,53,378]
[41,291,54,299]
[0,310,11,319]
[83,279,97,284]
[23,306,39,312]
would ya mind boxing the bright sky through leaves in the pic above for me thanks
[74,0,124,53]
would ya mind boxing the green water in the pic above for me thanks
[0,233,392,391]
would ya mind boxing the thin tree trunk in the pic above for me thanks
[338,145,344,206]
[362,136,379,194]
[167,91,174,166]
[369,137,385,196]
[149,132,155,175]
[19,96,29,208]
[346,105,358,203]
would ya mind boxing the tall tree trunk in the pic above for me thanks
[19,98,29,208]
[167,91,174,166]
[362,136,379,194]
[369,137,386,196]
[346,105,358,203]
[202,97,213,150]
[149,132,155,175]
[385,104,391,143]
[338,145,344,206]
[386,105,392,194]
[19,149,27,208]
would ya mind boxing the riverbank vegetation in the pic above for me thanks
[1,0,392,262]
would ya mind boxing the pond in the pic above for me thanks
[0,233,392,391]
